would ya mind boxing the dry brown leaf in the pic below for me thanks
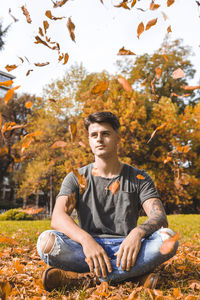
[160,232,179,255]
[167,25,172,33]
[167,0,175,7]
[161,11,168,21]
[25,101,33,109]
[164,156,172,164]
[117,47,136,55]
[34,62,50,67]
[137,22,144,38]
[91,81,109,94]
[117,76,132,92]
[150,3,160,10]
[0,80,13,87]
[4,85,20,105]
[67,17,76,42]
[108,180,120,195]
[170,92,190,97]
[114,1,130,9]
[172,68,185,79]
[38,27,44,36]
[136,174,145,180]
[145,18,158,31]
[5,64,18,72]
[53,0,69,8]
[68,122,77,142]
[43,20,49,34]
[13,258,24,273]
[181,85,200,91]
[63,53,69,65]
[26,69,33,76]
[72,169,87,194]
[45,10,65,20]
[147,122,167,143]
[51,141,67,148]
[155,67,162,79]
[21,5,32,23]
[8,8,19,22]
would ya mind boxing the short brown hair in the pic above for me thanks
[84,111,120,132]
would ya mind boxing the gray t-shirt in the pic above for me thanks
[57,163,160,237]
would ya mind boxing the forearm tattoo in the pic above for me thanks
[139,199,168,238]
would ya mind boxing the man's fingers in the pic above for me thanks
[103,254,112,273]
[115,248,123,268]
[85,257,94,274]
[93,256,101,277]
[98,255,108,278]
[121,248,129,270]
[126,250,134,271]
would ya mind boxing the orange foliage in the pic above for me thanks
[107,180,120,195]
[118,47,136,55]
[137,22,144,38]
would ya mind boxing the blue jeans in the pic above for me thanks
[37,227,178,283]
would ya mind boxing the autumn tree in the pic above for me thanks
[0,22,9,50]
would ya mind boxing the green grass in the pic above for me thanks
[0,215,199,246]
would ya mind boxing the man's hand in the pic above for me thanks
[82,236,112,278]
[114,227,144,271]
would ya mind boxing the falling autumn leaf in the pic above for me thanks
[38,27,44,37]
[43,20,49,34]
[172,68,185,79]
[147,122,167,143]
[51,140,67,148]
[45,10,65,20]
[4,86,20,105]
[167,0,175,7]
[181,85,200,91]
[131,0,137,7]
[107,180,120,195]
[160,232,179,255]
[21,6,32,23]
[145,18,158,31]
[0,80,13,87]
[63,53,69,65]
[161,11,168,21]
[114,1,130,9]
[155,67,162,79]
[117,47,136,55]
[137,22,144,38]
[34,62,50,67]
[117,76,132,92]
[72,168,87,193]
[150,3,160,10]
[170,92,190,97]
[68,122,77,142]
[26,69,33,76]
[53,0,69,8]
[91,81,109,94]
[136,174,145,180]
[164,156,172,164]
[167,25,172,33]
[5,64,18,72]
[67,17,76,42]
[25,101,33,109]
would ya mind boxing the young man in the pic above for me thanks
[37,111,178,291]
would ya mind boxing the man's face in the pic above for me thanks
[88,122,119,158]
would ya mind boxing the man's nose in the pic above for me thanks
[97,133,103,141]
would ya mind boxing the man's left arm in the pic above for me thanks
[115,197,168,271]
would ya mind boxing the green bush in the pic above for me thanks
[0,209,33,221]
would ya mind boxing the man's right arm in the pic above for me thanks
[51,195,112,278]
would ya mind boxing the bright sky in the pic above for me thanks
[0,0,200,96]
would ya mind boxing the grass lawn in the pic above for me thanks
[0,214,199,299]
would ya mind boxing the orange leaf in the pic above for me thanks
[173,288,182,298]
[5,64,18,72]
[72,169,87,194]
[136,174,145,180]
[21,5,32,23]
[164,156,172,164]
[38,27,44,36]
[131,0,137,8]
[34,62,50,67]
[91,81,109,94]
[117,76,132,92]
[117,47,136,55]
[63,53,69,65]
[4,85,20,105]
[150,3,160,10]
[21,139,33,153]
[167,25,172,33]
[160,232,179,255]
[68,122,77,142]
[114,2,130,9]
[43,20,49,34]
[0,80,13,87]
[13,258,24,273]
[45,10,65,20]
[181,85,200,91]
[53,0,69,8]
[137,22,144,38]
[25,101,33,109]
[167,0,175,7]
[67,17,76,42]
[147,122,167,143]
[145,18,158,31]
[170,92,190,97]
[172,68,185,79]
[51,141,67,148]
[79,141,86,148]
[107,180,120,195]
[155,67,162,79]
[162,11,168,21]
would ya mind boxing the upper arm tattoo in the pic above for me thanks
[64,193,76,215]
[139,198,168,237]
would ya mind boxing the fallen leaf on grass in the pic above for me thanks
[160,232,179,255]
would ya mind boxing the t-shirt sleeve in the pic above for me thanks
[138,170,160,205]
[56,171,79,199]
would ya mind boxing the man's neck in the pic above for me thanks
[93,157,123,178]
